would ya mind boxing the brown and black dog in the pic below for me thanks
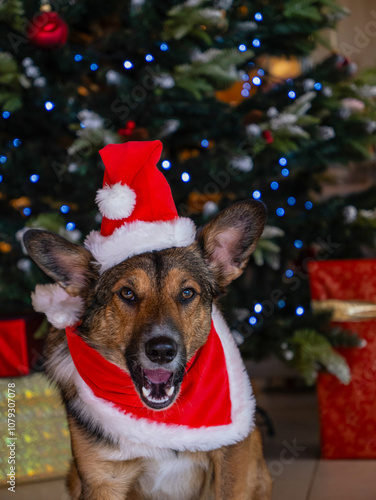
[23,200,272,500]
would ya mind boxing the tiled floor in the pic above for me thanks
[2,389,376,499]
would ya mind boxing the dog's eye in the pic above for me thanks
[119,287,136,301]
[181,288,195,301]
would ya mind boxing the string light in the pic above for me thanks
[201,139,209,148]
[30,174,39,183]
[145,54,154,62]
[270,181,279,190]
[294,239,303,249]
[74,54,83,62]
[161,160,171,169]
[60,205,70,214]
[278,300,286,308]
[23,208,31,216]
[281,168,290,177]
[287,196,296,206]
[66,222,76,231]
[123,60,133,69]
[0,175,2,183]
[181,172,190,182]
[254,12,263,21]
[2,111,10,119]
[276,207,285,217]
[160,43,169,51]
[252,76,261,86]
[288,91,296,99]
[242,74,249,81]
[243,82,251,90]
[13,138,21,147]
[254,303,263,313]
[252,190,261,200]
[305,201,313,210]
[279,157,287,166]
[249,316,257,325]
[314,82,322,90]
[90,63,99,71]
[257,69,265,76]
[238,44,247,52]
[0,155,7,164]
[296,306,304,316]
[285,269,294,278]
[45,101,54,111]
[241,89,249,97]
[252,39,261,48]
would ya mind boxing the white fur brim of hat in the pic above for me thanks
[85,217,196,273]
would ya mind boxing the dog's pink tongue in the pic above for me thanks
[144,369,171,384]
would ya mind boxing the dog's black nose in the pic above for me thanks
[145,336,177,364]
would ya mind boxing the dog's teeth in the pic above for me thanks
[142,386,151,397]
[166,386,174,397]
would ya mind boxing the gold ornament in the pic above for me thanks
[312,299,376,322]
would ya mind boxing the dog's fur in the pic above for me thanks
[24,200,272,500]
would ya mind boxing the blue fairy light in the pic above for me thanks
[145,54,154,62]
[13,138,21,147]
[45,101,54,111]
[243,82,251,90]
[160,43,169,51]
[23,207,31,216]
[66,222,76,231]
[287,196,296,206]
[288,91,296,99]
[201,139,209,148]
[252,39,261,48]
[296,306,304,316]
[252,190,261,200]
[123,60,133,69]
[242,74,249,81]
[0,175,2,182]
[314,82,322,90]
[162,160,171,169]
[90,63,99,71]
[60,205,70,214]
[0,155,7,164]
[74,54,83,62]
[249,316,257,325]
[238,44,247,52]
[285,269,294,278]
[257,69,265,76]
[254,303,263,313]
[2,111,10,119]
[281,168,290,177]
[294,239,303,249]
[252,76,261,86]
[276,208,285,217]
[278,300,286,308]
[305,201,313,210]
[271,181,279,190]
[30,174,39,183]
[241,89,249,97]
[254,12,263,21]
[181,172,190,182]
[279,157,287,166]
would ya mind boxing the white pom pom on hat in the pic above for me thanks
[95,182,136,220]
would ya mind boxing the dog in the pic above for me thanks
[23,141,271,500]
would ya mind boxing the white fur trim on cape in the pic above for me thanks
[85,218,196,273]
[95,182,137,220]
[72,306,255,454]
[32,284,84,329]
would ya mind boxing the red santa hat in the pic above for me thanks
[85,140,196,272]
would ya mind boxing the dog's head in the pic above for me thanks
[23,200,266,410]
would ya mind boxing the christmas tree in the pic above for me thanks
[1,0,376,384]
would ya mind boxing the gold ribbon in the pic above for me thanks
[312,299,376,322]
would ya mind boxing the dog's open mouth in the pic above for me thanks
[140,368,177,409]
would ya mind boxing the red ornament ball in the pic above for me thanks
[262,130,274,144]
[27,11,68,50]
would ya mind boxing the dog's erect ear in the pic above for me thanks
[23,229,96,297]
[196,200,266,288]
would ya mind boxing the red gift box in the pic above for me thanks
[0,313,45,377]
[309,259,376,459]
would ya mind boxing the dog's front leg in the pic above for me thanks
[68,418,143,500]
[211,429,272,500]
